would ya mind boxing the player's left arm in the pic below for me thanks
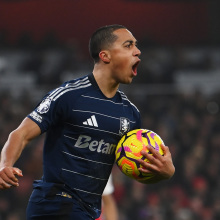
[137,144,175,183]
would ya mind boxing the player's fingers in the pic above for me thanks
[3,167,19,182]
[142,145,162,160]
[137,159,158,173]
[140,151,157,166]
[0,174,18,189]
[160,144,170,156]
[13,168,23,177]
[138,167,152,174]
[0,178,15,189]
[0,167,22,187]
[1,174,18,187]
[160,144,171,157]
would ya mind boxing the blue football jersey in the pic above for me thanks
[28,74,141,218]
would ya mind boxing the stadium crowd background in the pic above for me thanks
[0,1,220,220]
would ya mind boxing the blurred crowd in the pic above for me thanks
[0,37,220,220]
[113,90,220,220]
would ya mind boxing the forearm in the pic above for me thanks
[0,129,28,189]
[0,129,29,167]
[0,118,41,189]
[1,117,41,167]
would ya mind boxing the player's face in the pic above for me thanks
[108,29,141,84]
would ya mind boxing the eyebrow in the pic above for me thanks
[123,40,138,46]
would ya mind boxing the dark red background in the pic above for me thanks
[0,0,209,51]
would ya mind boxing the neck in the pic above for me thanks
[92,64,119,98]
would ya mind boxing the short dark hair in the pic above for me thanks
[89,24,126,63]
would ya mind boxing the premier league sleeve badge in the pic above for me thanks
[37,97,52,114]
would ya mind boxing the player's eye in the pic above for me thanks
[125,44,132,48]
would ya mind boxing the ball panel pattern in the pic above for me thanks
[115,129,164,183]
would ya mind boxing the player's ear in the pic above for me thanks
[99,50,111,63]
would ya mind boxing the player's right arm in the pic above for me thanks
[0,117,41,189]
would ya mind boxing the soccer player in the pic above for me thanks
[0,25,175,219]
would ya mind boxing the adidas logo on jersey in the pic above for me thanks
[83,115,98,127]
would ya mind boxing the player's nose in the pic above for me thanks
[134,46,141,57]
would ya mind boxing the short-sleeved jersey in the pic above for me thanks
[28,74,141,218]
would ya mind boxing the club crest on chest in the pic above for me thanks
[119,117,130,136]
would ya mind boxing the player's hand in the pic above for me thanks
[0,166,23,189]
[137,144,175,183]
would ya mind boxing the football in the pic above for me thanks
[115,129,164,183]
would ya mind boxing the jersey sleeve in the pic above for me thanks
[27,88,66,133]
[102,174,114,196]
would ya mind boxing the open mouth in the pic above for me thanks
[132,60,141,76]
